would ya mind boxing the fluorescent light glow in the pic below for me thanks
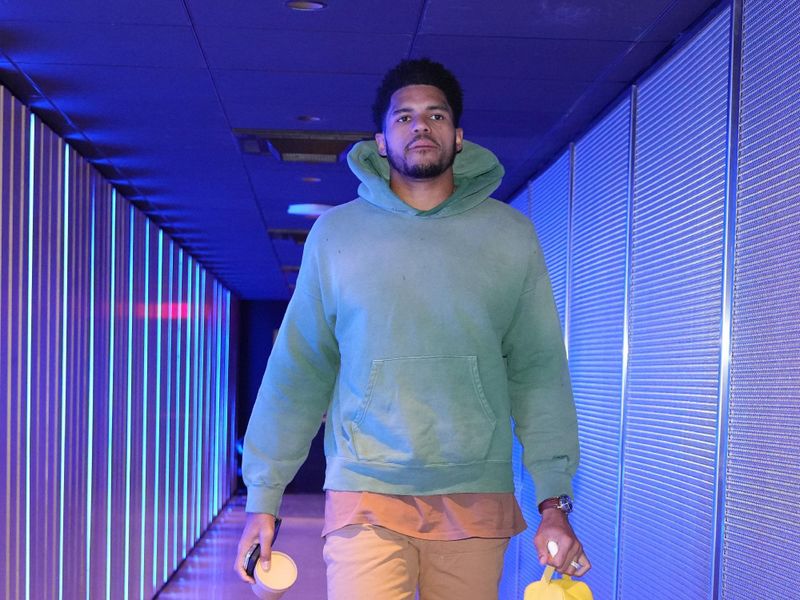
[288,203,333,217]
[153,228,163,588]
[285,0,327,10]
[140,221,150,598]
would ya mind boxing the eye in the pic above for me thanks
[430,113,446,121]
[397,115,411,123]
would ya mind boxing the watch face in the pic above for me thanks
[557,494,574,513]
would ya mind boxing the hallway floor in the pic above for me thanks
[158,493,327,599]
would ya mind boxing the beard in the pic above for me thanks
[386,136,458,179]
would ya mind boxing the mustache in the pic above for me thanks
[406,135,440,150]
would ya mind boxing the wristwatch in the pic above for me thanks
[538,494,573,515]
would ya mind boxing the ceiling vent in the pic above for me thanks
[234,129,372,163]
[268,228,309,244]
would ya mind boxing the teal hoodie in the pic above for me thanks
[243,140,579,516]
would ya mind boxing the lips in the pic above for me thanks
[407,137,439,151]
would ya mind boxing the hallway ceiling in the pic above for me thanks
[0,0,721,299]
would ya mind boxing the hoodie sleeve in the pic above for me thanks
[502,233,579,505]
[242,227,339,515]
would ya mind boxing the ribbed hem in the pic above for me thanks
[324,458,515,496]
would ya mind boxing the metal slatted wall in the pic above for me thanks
[723,0,800,596]
[514,150,572,590]
[0,84,29,600]
[568,96,632,600]
[500,185,534,600]
[619,8,732,599]
[0,83,238,600]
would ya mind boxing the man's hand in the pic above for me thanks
[533,509,591,577]
[234,512,277,584]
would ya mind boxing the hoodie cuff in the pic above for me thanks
[532,470,575,506]
[245,486,283,516]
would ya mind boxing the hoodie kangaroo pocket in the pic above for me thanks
[350,355,497,466]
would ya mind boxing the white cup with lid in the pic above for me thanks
[251,551,298,599]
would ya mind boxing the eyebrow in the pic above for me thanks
[390,104,451,115]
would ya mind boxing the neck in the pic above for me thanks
[389,169,455,211]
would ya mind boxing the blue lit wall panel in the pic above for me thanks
[619,9,731,599]
[530,150,571,326]
[0,83,238,599]
[27,117,65,600]
[723,1,800,597]
[499,183,533,600]
[568,96,632,600]
[513,150,572,592]
[0,88,29,600]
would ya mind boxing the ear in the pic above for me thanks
[455,128,464,153]
[374,132,387,157]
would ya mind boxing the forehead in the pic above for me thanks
[388,84,451,112]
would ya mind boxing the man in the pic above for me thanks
[235,58,590,599]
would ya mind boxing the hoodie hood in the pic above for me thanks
[346,139,505,217]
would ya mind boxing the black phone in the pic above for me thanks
[244,517,282,578]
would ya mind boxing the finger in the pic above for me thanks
[553,540,577,572]
[233,546,256,584]
[259,525,274,571]
[572,551,591,577]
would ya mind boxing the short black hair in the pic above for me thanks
[372,58,463,131]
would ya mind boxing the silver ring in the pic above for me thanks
[570,560,582,569]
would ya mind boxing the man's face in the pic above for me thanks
[375,84,464,180]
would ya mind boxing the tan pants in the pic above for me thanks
[324,524,510,600]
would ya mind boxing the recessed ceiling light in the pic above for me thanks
[301,177,322,183]
[288,203,333,217]
[286,1,327,11]
[297,115,322,122]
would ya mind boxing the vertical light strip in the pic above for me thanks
[195,266,203,538]
[164,243,175,579]
[214,284,222,511]
[225,290,232,498]
[139,221,150,599]
[182,259,193,553]
[614,84,638,600]
[123,205,135,600]
[564,143,576,355]
[105,189,117,600]
[711,2,743,596]
[147,219,158,598]
[57,147,70,600]
[173,248,183,567]
[85,180,97,600]
[25,114,35,600]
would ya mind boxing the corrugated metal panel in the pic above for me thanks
[509,183,532,221]
[0,84,30,600]
[0,83,237,599]
[510,149,572,591]
[619,8,731,600]
[723,1,800,597]
[530,150,571,325]
[28,119,65,600]
[568,95,632,600]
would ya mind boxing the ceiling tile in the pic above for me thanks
[186,0,424,33]
[0,0,188,25]
[421,0,681,41]
[197,26,411,73]
[1,21,203,68]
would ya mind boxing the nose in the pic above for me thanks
[412,116,430,132]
